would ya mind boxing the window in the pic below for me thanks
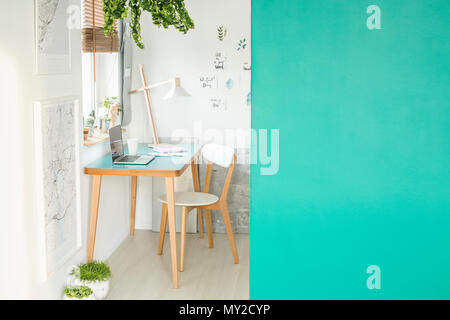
[81,0,120,127]
[81,0,119,53]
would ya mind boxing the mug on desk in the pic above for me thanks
[127,138,139,155]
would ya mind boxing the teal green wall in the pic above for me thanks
[251,0,450,299]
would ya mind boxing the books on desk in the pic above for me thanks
[148,143,187,157]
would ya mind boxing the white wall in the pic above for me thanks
[0,0,129,299]
[127,0,251,230]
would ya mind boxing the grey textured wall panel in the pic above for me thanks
[199,148,250,234]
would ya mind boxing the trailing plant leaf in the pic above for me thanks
[103,0,194,49]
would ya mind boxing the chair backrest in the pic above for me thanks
[202,144,236,203]
[201,144,235,168]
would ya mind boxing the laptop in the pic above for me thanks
[109,125,154,165]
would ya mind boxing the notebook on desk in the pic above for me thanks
[148,143,187,153]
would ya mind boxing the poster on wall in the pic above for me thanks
[35,0,71,75]
[34,97,81,280]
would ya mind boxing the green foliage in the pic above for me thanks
[63,286,93,299]
[71,261,112,282]
[102,96,122,110]
[103,0,195,49]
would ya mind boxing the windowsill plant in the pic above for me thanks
[86,110,96,136]
[98,97,122,132]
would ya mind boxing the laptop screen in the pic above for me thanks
[109,125,124,161]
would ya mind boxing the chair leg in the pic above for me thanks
[221,204,239,264]
[157,203,168,255]
[204,209,214,248]
[197,209,204,238]
[180,207,188,272]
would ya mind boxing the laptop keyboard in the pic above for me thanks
[117,155,140,163]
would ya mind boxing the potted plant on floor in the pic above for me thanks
[67,261,112,300]
[62,285,95,300]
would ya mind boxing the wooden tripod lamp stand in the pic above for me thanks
[129,64,190,145]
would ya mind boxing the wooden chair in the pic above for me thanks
[157,144,239,271]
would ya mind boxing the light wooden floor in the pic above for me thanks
[106,230,249,300]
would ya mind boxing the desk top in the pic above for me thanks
[84,143,202,177]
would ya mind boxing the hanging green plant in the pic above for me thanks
[103,0,195,49]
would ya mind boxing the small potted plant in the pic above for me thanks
[62,285,95,300]
[67,261,112,300]
[82,118,90,141]
[99,112,111,132]
[86,110,96,136]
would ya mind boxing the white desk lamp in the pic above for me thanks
[129,64,191,145]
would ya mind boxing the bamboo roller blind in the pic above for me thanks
[82,0,119,53]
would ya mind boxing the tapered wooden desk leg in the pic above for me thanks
[165,177,178,288]
[180,207,188,272]
[191,161,203,238]
[87,175,102,262]
[157,204,168,255]
[130,176,137,236]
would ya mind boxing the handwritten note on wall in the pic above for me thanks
[199,76,218,89]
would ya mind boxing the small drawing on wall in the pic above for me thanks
[243,62,251,71]
[35,0,71,75]
[246,92,251,107]
[226,78,234,89]
[209,98,227,112]
[199,76,218,89]
[217,25,228,41]
[214,52,227,70]
[237,38,247,51]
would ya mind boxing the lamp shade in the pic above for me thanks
[163,78,191,100]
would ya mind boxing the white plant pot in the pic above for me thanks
[67,276,110,300]
[63,293,96,300]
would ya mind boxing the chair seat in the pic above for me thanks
[158,192,219,207]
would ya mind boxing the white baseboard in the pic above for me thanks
[135,225,153,231]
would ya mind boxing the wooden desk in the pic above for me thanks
[84,143,202,288]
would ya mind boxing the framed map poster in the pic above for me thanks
[35,0,71,74]
[34,97,81,279]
